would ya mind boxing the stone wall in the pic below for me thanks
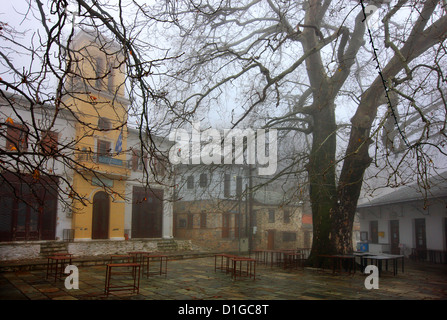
[0,242,41,261]
[0,239,196,261]
[253,205,304,250]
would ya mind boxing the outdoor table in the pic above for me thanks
[296,248,311,259]
[51,252,73,257]
[263,250,274,267]
[427,250,447,264]
[104,263,141,296]
[277,250,296,267]
[128,251,150,264]
[283,252,304,269]
[143,254,168,278]
[366,254,404,276]
[214,253,237,273]
[252,250,265,264]
[384,254,404,274]
[231,257,256,281]
[110,254,132,264]
[46,255,73,282]
[319,254,356,274]
[353,252,375,272]
[264,250,284,268]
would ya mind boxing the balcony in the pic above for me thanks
[76,151,130,178]
[96,155,124,166]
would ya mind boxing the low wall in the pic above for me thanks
[68,239,157,256]
[0,239,196,261]
[0,242,42,261]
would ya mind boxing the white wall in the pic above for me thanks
[358,199,447,255]
[125,129,174,239]
[0,96,76,241]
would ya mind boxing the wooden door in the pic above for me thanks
[0,173,57,241]
[370,221,378,243]
[132,187,163,238]
[390,220,400,254]
[415,218,426,259]
[14,201,40,241]
[92,191,109,239]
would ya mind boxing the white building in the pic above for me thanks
[124,128,174,240]
[357,171,447,261]
[0,92,76,243]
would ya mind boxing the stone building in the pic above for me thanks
[173,163,313,253]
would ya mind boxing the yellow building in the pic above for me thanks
[64,31,130,240]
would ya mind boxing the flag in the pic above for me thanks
[115,129,123,154]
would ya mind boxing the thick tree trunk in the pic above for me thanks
[304,0,446,266]
[333,125,372,254]
[307,100,338,266]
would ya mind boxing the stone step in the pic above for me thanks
[157,240,178,252]
[39,242,69,257]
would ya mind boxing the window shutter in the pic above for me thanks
[6,124,28,152]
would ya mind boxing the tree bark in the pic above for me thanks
[307,99,338,264]
[330,0,447,255]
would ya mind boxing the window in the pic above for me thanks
[199,173,207,187]
[200,211,207,229]
[282,232,297,242]
[178,218,186,228]
[268,209,275,223]
[187,175,194,189]
[283,210,290,224]
[95,57,104,89]
[97,139,111,163]
[224,174,230,197]
[5,123,28,152]
[107,63,114,92]
[152,156,166,177]
[98,117,111,131]
[236,176,243,197]
[131,150,146,171]
[40,130,58,156]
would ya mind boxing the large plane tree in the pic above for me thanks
[152,0,447,263]
[2,0,446,262]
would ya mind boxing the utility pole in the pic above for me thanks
[248,164,254,254]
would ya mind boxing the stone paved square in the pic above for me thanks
[1,256,446,302]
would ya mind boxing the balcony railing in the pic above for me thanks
[76,152,129,169]
[96,155,123,166]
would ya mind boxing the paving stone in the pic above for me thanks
[1,256,446,302]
